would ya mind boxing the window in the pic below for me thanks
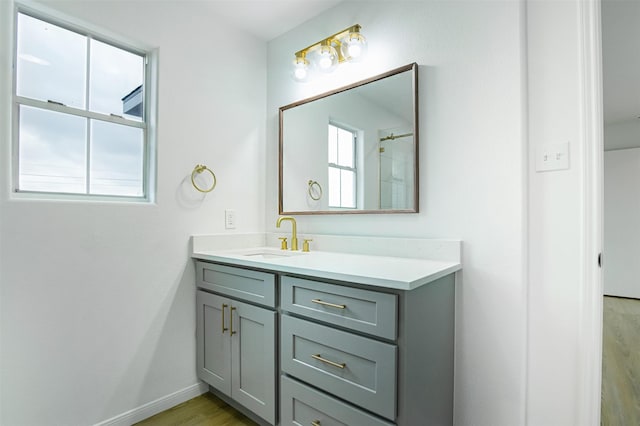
[328,123,356,209]
[13,10,153,199]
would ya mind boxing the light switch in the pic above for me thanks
[536,142,570,172]
[225,209,236,229]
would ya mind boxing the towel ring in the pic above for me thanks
[308,180,322,201]
[191,164,217,193]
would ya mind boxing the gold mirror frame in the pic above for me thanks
[278,63,419,215]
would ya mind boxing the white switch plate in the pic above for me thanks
[536,142,570,172]
[225,209,236,229]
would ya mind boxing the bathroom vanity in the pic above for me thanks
[192,234,461,426]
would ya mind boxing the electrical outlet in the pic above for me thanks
[225,209,236,229]
[536,142,570,172]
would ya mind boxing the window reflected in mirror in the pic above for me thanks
[328,123,357,209]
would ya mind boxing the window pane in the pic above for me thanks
[337,128,354,167]
[90,120,144,196]
[90,39,144,120]
[19,106,86,193]
[340,169,356,208]
[328,124,337,164]
[328,167,340,207]
[16,13,86,108]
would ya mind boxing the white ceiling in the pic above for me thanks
[199,0,343,41]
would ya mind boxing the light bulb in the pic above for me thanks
[319,56,332,69]
[340,31,367,62]
[291,55,310,82]
[316,44,338,73]
[295,67,307,80]
[348,43,362,58]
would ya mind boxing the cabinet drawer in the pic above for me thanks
[281,315,397,420]
[281,375,395,426]
[196,262,276,307]
[281,276,397,340]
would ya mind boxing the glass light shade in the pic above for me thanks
[291,56,310,82]
[340,32,367,62]
[316,44,338,73]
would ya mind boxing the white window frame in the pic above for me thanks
[328,122,357,209]
[11,2,157,202]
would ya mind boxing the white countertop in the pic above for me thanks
[191,244,461,291]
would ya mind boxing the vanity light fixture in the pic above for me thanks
[291,24,367,82]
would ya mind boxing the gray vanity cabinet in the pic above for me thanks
[195,260,455,426]
[195,263,277,424]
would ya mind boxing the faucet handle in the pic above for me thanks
[302,239,313,252]
[278,237,288,250]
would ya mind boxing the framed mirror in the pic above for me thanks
[279,63,419,215]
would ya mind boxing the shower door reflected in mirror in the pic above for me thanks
[279,63,418,215]
[378,127,414,209]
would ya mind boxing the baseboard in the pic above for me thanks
[95,382,209,426]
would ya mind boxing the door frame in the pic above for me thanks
[576,0,604,424]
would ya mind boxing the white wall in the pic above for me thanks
[604,119,640,150]
[268,2,527,425]
[526,1,590,424]
[604,148,640,298]
[602,1,640,148]
[0,1,266,424]
[601,0,640,126]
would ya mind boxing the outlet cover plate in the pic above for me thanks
[225,209,236,229]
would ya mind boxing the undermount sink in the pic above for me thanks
[240,248,305,259]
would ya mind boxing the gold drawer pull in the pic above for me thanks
[311,299,346,309]
[312,354,346,369]
[311,421,321,426]
[230,306,237,335]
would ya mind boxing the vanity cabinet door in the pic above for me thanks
[196,290,232,396]
[230,299,277,424]
[197,290,277,424]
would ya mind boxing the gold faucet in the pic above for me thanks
[276,216,298,251]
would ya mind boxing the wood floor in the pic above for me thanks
[601,296,640,426]
[134,393,256,426]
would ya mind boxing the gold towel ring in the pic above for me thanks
[308,180,322,201]
[191,164,217,193]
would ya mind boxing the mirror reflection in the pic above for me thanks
[279,63,418,214]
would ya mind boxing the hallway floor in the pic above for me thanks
[601,296,640,426]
